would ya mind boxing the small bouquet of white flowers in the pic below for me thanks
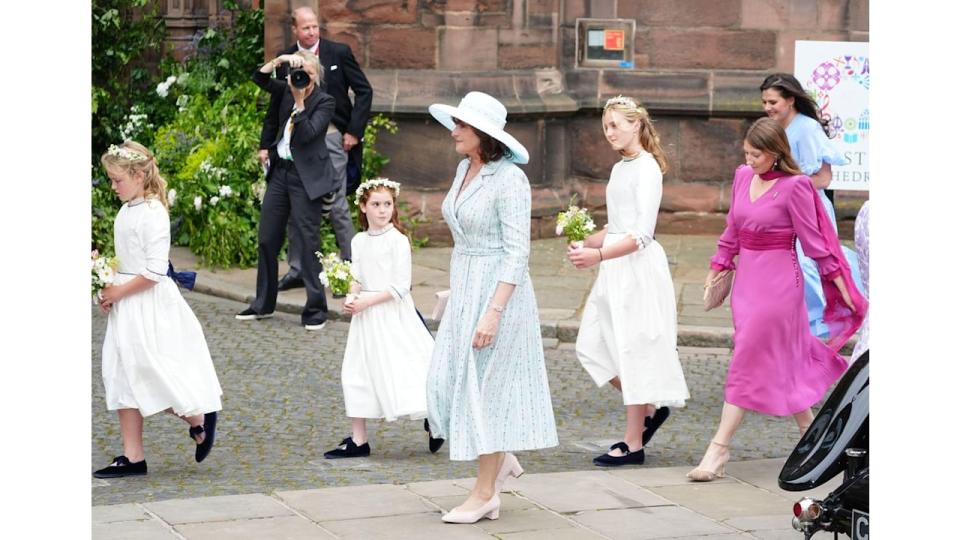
[316,251,354,297]
[91,250,119,303]
[555,196,596,248]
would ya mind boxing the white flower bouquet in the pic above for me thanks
[91,250,119,302]
[316,251,354,297]
[555,196,596,247]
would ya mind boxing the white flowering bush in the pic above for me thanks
[556,196,596,244]
[119,104,152,141]
[316,251,354,296]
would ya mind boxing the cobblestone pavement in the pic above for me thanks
[92,291,807,506]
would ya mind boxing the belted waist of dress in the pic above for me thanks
[607,230,657,240]
[739,229,795,251]
[453,246,506,257]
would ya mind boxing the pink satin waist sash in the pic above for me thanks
[739,229,795,251]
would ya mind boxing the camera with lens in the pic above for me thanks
[290,67,312,89]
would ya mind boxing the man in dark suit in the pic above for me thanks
[258,6,373,293]
[238,50,335,330]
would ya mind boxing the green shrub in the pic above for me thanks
[154,83,264,267]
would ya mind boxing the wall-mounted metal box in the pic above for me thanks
[576,18,636,69]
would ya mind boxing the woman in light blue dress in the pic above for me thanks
[426,92,558,524]
[760,74,863,337]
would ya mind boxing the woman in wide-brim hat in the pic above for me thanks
[425,91,558,524]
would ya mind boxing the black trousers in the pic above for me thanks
[250,160,328,325]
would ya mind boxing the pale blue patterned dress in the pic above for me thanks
[786,114,863,337]
[426,158,559,461]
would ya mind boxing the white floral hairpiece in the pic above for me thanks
[107,144,149,162]
[355,177,401,205]
[604,95,639,110]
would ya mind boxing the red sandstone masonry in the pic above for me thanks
[817,0,851,31]
[562,0,588,25]
[662,182,724,213]
[369,27,437,69]
[322,26,364,60]
[499,45,557,69]
[646,28,777,70]
[774,30,848,72]
[741,0,818,30]
[848,0,869,31]
[677,118,751,182]
[320,0,417,24]
[438,27,498,70]
[528,0,559,16]
[620,0,741,27]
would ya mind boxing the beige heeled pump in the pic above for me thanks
[686,440,730,482]
[441,494,501,524]
[495,452,524,492]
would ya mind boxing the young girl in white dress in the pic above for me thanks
[567,96,690,467]
[94,141,223,478]
[323,178,444,458]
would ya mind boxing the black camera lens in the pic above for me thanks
[290,68,311,89]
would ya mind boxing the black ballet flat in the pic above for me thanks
[324,436,371,459]
[642,407,671,446]
[593,442,645,467]
[424,419,445,453]
[190,412,218,463]
[93,456,148,478]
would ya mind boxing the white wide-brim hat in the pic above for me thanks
[428,91,529,164]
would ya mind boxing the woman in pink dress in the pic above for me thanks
[687,118,866,481]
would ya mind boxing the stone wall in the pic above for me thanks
[260,0,869,243]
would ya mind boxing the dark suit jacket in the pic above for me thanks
[252,69,337,201]
[259,39,373,149]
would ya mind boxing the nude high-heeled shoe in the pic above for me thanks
[495,452,524,492]
[441,494,501,524]
[686,440,729,482]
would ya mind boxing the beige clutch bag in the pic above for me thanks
[703,270,734,311]
[431,289,450,321]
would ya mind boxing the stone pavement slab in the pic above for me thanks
[276,484,435,521]
[472,506,576,535]
[569,506,739,539]
[92,502,152,523]
[93,518,176,540]
[645,483,790,521]
[507,470,672,512]
[93,463,827,539]
[175,515,337,540]
[498,528,607,539]
[144,493,293,524]
[321,512,490,539]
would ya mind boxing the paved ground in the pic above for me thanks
[92,292,811,508]
[94,457,843,540]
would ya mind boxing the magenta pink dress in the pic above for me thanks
[710,165,867,416]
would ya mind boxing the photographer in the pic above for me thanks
[236,51,335,330]
[262,7,373,293]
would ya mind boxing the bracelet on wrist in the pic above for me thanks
[489,303,505,313]
[597,248,604,261]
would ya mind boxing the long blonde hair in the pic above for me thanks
[602,96,669,173]
[100,141,169,208]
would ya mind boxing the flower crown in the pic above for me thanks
[604,95,639,110]
[355,177,401,204]
[107,144,149,163]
